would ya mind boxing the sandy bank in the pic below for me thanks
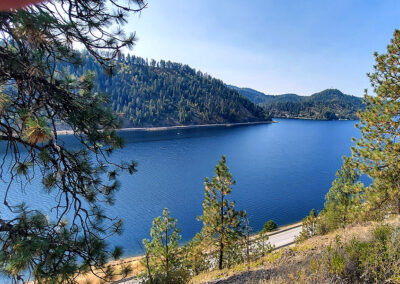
[56,120,276,135]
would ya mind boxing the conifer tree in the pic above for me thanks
[258,226,273,257]
[263,220,278,232]
[319,157,364,232]
[297,209,318,241]
[0,0,145,282]
[242,214,252,266]
[142,208,188,284]
[351,29,400,216]
[197,155,245,270]
[183,233,209,275]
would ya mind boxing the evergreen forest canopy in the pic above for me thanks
[62,52,269,127]
[230,86,364,120]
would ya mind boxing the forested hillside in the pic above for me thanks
[232,86,364,120]
[63,53,269,127]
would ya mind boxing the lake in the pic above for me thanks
[2,118,361,257]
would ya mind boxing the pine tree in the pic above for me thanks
[319,157,364,232]
[141,208,188,284]
[0,1,144,282]
[197,155,245,270]
[352,29,400,216]
[263,220,278,232]
[258,225,273,257]
[183,233,209,275]
[242,214,252,266]
[297,209,318,241]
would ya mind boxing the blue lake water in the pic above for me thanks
[2,118,361,258]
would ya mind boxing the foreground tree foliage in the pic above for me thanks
[141,209,188,284]
[183,233,209,276]
[197,155,245,270]
[353,29,400,216]
[0,0,145,282]
[317,158,364,233]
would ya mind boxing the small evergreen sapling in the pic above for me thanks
[197,155,245,270]
[141,208,188,283]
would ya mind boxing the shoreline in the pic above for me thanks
[83,221,303,283]
[108,221,302,266]
[56,120,276,135]
[273,116,358,121]
[39,221,303,283]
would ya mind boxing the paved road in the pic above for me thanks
[267,225,302,249]
[115,225,302,284]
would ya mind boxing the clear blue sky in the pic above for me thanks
[126,0,400,96]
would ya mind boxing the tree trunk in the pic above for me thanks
[219,240,224,270]
[262,232,265,255]
[219,190,225,270]
[145,252,153,284]
[165,224,169,279]
[398,196,400,215]
[246,237,250,268]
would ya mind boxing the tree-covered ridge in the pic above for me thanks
[65,53,269,127]
[231,86,364,120]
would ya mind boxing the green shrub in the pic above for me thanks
[263,220,278,232]
[314,225,400,283]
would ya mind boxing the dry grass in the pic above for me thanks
[191,216,400,284]
[76,222,302,283]
[26,218,399,283]
[74,256,145,284]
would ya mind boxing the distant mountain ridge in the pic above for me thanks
[62,53,269,127]
[230,86,364,120]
